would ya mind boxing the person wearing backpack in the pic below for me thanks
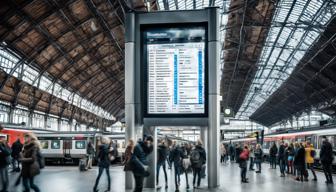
[156,139,168,188]
[304,142,317,181]
[170,141,185,192]
[190,139,206,188]
[20,133,41,192]
[0,136,11,192]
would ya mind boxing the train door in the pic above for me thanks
[63,140,72,159]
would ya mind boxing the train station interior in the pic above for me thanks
[0,0,335,192]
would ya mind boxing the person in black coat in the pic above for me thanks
[190,139,206,188]
[11,138,23,172]
[294,143,306,182]
[170,141,185,192]
[131,135,154,192]
[278,142,286,177]
[0,136,11,192]
[93,137,112,192]
[156,139,168,188]
[269,143,278,169]
[320,136,334,184]
[229,144,235,162]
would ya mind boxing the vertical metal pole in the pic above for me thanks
[125,12,136,190]
[206,7,220,188]
[143,125,157,189]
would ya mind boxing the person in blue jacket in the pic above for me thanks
[131,135,154,192]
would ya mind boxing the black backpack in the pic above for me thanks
[310,150,316,158]
[190,149,201,166]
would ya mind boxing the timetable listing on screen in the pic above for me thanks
[147,42,205,114]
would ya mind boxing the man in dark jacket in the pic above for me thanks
[0,136,11,192]
[156,139,168,188]
[294,143,306,182]
[11,138,23,172]
[269,143,278,169]
[229,144,235,162]
[170,141,185,192]
[320,136,334,184]
[190,139,206,188]
[93,137,112,192]
[131,135,154,192]
[235,144,241,163]
[278,141,286,177]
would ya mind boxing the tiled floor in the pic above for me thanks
[3,162,335,192]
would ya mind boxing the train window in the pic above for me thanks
[40,141,49,149]
[75,141,86,149]
[51,140,60,149]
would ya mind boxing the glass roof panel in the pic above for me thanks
[236,0,336,119]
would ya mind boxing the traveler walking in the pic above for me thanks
[157,139,168,188]
[320,136,334,184]
[278,141,286,177]
[131,135,154,192]
[249,145,255,171]
[220,143,226,164]
[21,133,41,192]
[93,137,112,192]
[86,141,95,170]
[229,144,235,162]
[294,143,306,182]
[170,141,184,192]
[304,142,317,181]
[11,138,23,172]
[269,143,278,169]
[239,145,249,183]
[0,136,11,192]
[287,143,295,175]
[190,139,206,188]
[181,143,191,189]
[254,144,263,173]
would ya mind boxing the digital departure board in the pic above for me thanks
[142,26,207,116]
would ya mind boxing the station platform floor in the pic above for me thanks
[4,162,335,192]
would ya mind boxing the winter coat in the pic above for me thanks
[131,141,153,176]
[11,140,23,158]
[157,144,168,163]
[0,142,11,168]
[304,146,315,164]
[86,142,95,156]
[191,145,206,169]
[97,144,111,168]
[320,141,334,164]
[294,146,306,169]
[278,145,286,160]
[20,142,41,178]
[170,145,185,164]
[269,145,278,157]
[254,148,263,162]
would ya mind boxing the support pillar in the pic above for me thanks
[57,118,61,131]
[143,125,157,189]
[125,12,136,190]
[44,115,48,130]
[207,7,220,188]
[8,105,15,123]
[27,112,33,128]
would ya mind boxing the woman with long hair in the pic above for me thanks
[20,133,41,192]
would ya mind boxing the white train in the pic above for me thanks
[223,127,336,167]
[36,132,126,164]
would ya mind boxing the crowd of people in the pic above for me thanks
[223,136,334,184]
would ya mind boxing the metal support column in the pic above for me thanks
[143,125,157,189]
[207,7,220,188]
[125,12,136,190]
[27,112,33,128]
[57,118,61,131]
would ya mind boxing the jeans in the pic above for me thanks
[306,163,317,179]
[322,162,333,183]
[133,175,144,192]
[157,161,168,184]
[0,167,9,191]
[269,156,276,168]
[255,161,261,172]
[22,176,40,192]
[93,166,111,191]
[279,159,286,174]
[192,168,202,186]
[174,162,181,188]
[249,157,254,170]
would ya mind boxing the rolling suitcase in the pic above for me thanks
[79,158,86,171]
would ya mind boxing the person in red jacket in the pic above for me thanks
[239,145,250,183]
